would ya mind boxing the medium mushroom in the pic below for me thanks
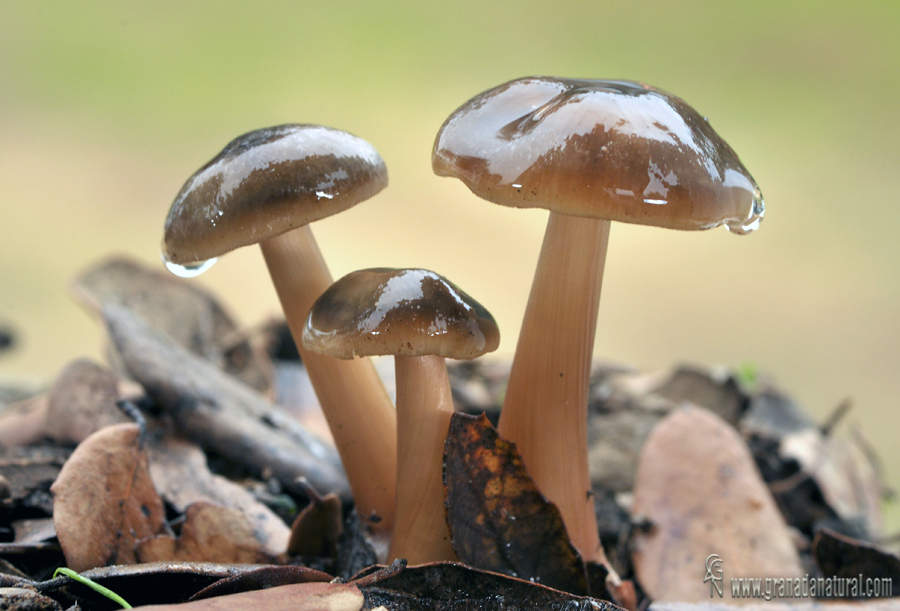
[162,124,397,536]
[302,268,500,564]
[432,77,764,565]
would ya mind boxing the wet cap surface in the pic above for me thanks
[163,124,387,264]
[433,77,764,233]
[303,268,500,360]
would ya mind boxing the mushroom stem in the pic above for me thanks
[260,226,397,535]
[389,354,457,564]
[497,211,610,564]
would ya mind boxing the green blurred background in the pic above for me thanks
[1,2,898,525]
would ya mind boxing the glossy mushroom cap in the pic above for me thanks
[163,124,388,265]
[303,268,500,360]
[433,77,764,234]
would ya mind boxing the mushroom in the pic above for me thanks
[162,124,397,536]
[302,268,500,564]
[432,77,764,565]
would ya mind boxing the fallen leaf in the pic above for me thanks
[137,502,280,565]
[355,561,619,611]
[44,359,132,445]
[51,423,166,571]
[188,566,333,601]
[651,365,746,426]
[46,562,269,608]
[70,255,273,394]
[651,602,900,611]
[443,412,589,595]
[102,303,349,501]
[0,395,49,448]
[0,446,69,516]
[287,486,342,559]
[11,518,56,545]
[813,528,900,594]
[780,427,883,537]
[631,406,804,602]
[0,587,62,611]
[132,581,363,611]
[148,437,290,558]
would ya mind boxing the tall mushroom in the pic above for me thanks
[432,77,764,564]
[302,268,500,564]
[162,124,397,536]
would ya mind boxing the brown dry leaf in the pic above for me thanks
[148,437,290,558]
[137,501,281,564]
[443,412,589,595]
[287,487,343,558]
[132,581,364,611]
[0,395,49,447]
[631,406,804,602]
[0,359,138,449]
[44,359,132,445]
[51,423,166,571]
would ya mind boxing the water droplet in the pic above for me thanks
[163,257,218,278]
[725,186,765,235]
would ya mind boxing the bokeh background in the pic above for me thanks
[1,3,898,524]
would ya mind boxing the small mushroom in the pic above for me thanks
[162,125,397,535]
[303,268,500,564]
[433,77,764,565]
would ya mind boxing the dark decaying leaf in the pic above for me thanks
[335,510,378,580]
[0,446,69,517]
[443,412,589,596]
[813,528,900,595]
[42,562,270,608]
[0,587,62,611]
[11,519,56,545]
[651,602,900,611]
[355,561,621,611]
[188,565,333,601]
[50,423,166,571]
[745,390,885,540]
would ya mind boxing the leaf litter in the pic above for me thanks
[0,256,895,609]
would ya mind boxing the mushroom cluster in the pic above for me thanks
[161,77,763,570]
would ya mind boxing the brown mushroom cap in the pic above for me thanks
[303,268,500,360]
[163,124,388,265]
[433,77,764,233]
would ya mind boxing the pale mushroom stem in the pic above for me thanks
[389,354,457,564]
[260,226,397,536]
[497,212,610,564]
